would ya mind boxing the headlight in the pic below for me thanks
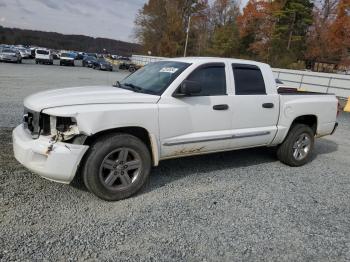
[56,116,76,132]
[40,114,80,141]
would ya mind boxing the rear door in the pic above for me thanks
[228,64,279,148]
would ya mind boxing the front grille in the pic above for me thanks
[40,114,51,136]
[23,108,42,138]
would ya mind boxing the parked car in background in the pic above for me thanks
[0,44,10,50]
[35,49,53,65]
[119,61,140,72]
[128,63,142,72]
[70,52,78,60]
[52,51,60,60]
[17,47,31,59]
[86,53,97,58]
[59,52,75,66]
[82,56,97,67]
[76,52,86,60]
[92,57,113,71]
[118,56,131,61]
[0,48,22,63]
[30,48,37,59]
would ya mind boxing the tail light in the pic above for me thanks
[337,100,341,117]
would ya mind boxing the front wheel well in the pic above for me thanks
[84,126,153,162]
[290,115,317,134]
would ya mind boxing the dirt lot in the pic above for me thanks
[0,60,350,261]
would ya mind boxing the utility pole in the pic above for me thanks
[184,15,191,57]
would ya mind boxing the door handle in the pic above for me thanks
[213,104,229,110]
[262,103,274,108]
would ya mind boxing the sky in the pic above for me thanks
[0,0,248,43]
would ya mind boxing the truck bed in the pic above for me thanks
[278,87,334,96]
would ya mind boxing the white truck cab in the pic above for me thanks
[13,57,339,201]
[35,49,53,65]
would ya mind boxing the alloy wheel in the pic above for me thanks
[292,133,311,161]
[99,147,142,190]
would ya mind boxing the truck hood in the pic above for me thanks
[24,86,160,112]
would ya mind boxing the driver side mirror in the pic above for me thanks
[174,80,201,97]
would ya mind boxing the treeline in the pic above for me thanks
[134,0,350,69]
[0,26,141,56]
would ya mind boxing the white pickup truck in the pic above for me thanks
[13,57,339,201]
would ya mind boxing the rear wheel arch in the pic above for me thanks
[290,115,317,135]
[277,123,314,166]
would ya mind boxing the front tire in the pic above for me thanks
[277,124,314,166]
[82,133,151,201]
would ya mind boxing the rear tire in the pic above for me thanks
[82,133,151,201]
[277,124,314,167]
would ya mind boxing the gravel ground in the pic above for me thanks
[1,61,350,261]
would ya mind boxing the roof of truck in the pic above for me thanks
[167,57,269,67]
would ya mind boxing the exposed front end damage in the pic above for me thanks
[14,109,89,183]
[12,124,88,183]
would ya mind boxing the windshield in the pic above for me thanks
[61,53,74,58]
[37,50,49,55]
[119,61,190,95]
[85,56,96,61]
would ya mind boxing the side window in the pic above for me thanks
[232,64,266,95]
[186,64,226,96]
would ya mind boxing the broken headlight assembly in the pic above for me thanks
[40,114,80,142]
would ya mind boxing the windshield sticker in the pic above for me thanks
[159,67,179,73]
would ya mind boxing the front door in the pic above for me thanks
[158,63,234,159]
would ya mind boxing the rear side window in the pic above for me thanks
[232,64,266,95]
[186,63,226,96]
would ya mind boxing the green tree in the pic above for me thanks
[206,0,240,57]
[237,0,275,61]
[134,0,209,57]
[270,0,314,67]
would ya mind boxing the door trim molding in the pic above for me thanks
[163,131,271,146]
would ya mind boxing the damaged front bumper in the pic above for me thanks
[12,124,89,184]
